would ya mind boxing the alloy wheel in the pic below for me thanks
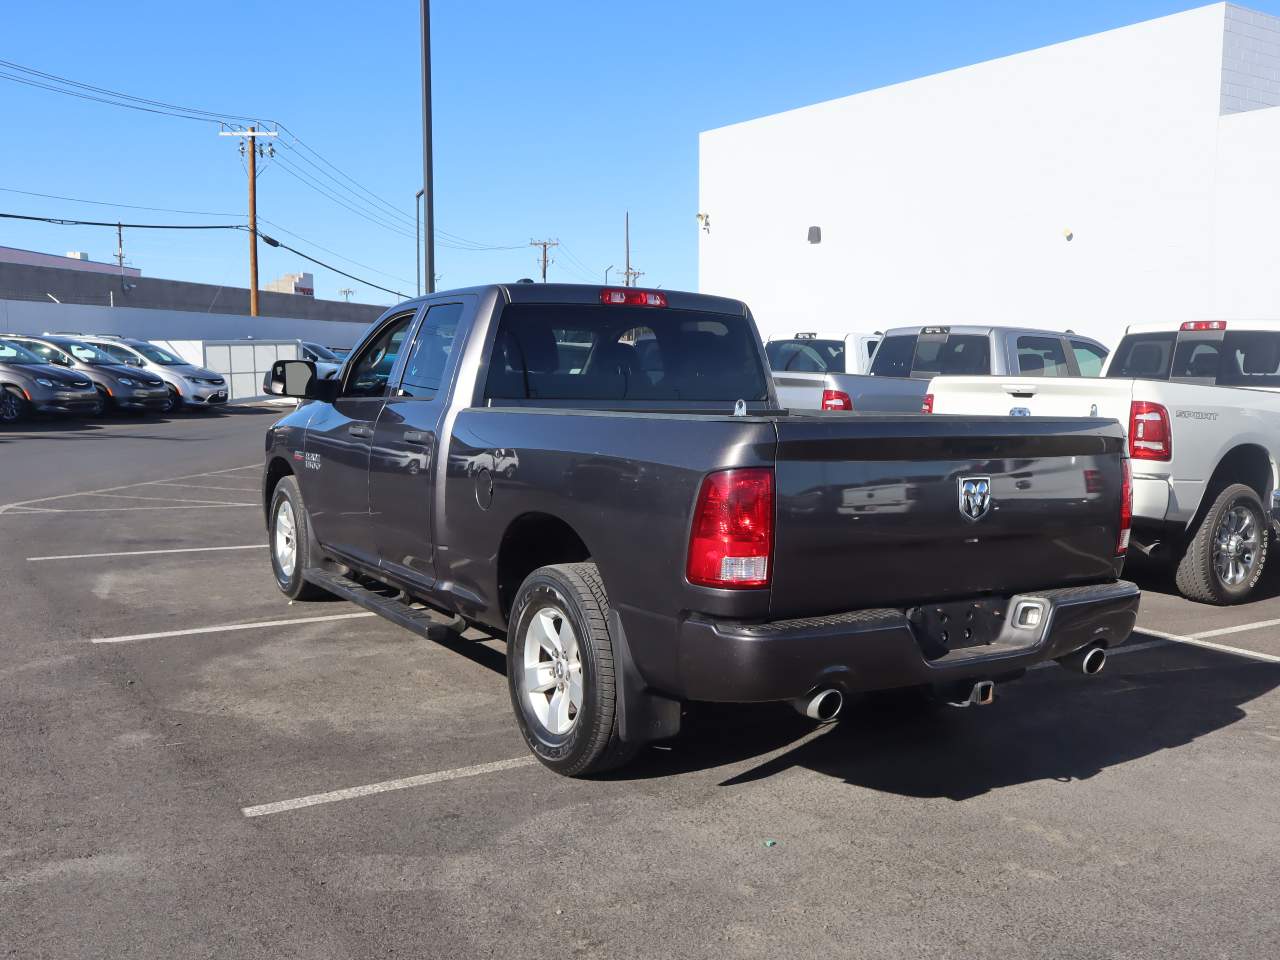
[274,500,298,576]
[522,605,583,736]
[1212,503,1260,587]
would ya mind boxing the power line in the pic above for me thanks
[0,186,240,218]
[0,210,409,299]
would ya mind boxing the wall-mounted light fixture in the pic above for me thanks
[807,226,822,244]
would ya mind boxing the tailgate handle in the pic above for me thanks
[1002,383,1037,398]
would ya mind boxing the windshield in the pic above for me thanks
[55,340,117,365]
[766,339,845,373]
[485,304,769,402]
[0,339,43,364]
[303,342,340,361]
[133,342,184,365]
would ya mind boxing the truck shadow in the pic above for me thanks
[621,647,1279,799]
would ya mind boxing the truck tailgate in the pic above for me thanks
[928,375,1135,423]
[770,415,1127,618]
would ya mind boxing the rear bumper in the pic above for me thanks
[675,580,1140,702]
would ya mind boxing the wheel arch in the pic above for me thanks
[496,512,593,623]
[1206,443,1274,506]
[262,455,295,519]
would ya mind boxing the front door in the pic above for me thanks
[368,300,469,583]
[304,309,418,564]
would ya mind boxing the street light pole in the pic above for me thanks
[420,0,436,294]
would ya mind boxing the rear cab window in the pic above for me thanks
[1106,333,1175,380]
[870,330,992,378]
[484,303,768,403]
[765,339,845,373]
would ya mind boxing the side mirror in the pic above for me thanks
[267,359,332,400]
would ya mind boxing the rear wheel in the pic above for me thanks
[269,476,329,601]
[1175,483,1268,604]
[0,388,27,424]
[507,562,637,776]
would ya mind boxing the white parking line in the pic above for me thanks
[0,463,260,514]
[91,611,376,644]
[241,756,538,818]
[3,504,257,515]
[146,481,261,492]
[28,544,268,562]
[1188,617,1280,641]
[1135,628,1280,664]
[94,493,254,506]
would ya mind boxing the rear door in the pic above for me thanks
[304,309,419,564]
[368,299,471,583]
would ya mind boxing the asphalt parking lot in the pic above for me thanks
[3,409,1278,960]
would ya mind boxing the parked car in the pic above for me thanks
[0,338,100,423]
[72,336,227,413]
[298,341,342,381]
[765,331,880,376]
[927,319,1280,604]
[5,335,169,414]
[260,283,1138,777]
[774,325,1109,412]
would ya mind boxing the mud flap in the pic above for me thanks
[607,610,682,745]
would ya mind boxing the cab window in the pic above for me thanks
[1071,340,1108,377]
[397,303,463,400]
[1218,332,1280,387]
[1106,333,1175,380]
[1015,336,1070,377]
[343,313,414,399]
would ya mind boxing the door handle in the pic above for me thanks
[347,424,374,439]
[403,430,431,446]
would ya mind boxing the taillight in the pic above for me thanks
[687,468,774,589]
[600,288,667,307]
[1129,401,1171,461]
[1118,458,1132,556]
[821,389,853,411]
[921,393,934,414]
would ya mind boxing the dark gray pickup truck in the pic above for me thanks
[262,283,1139,776]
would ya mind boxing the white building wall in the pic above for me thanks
[700,3,1280,349]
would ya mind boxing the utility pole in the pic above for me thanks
[420,0,436,293]
[529,239,559,282]
[115,222,125,276]
[338,288,354,302]
[604,264,613,285]
[621,212,643,287]
[415,188,425,296]
[219,126,277,317]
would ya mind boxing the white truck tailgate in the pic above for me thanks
[928,376,1135,425]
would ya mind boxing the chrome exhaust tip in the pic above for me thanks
[791,688,843,723]
[1057,643,1107,676]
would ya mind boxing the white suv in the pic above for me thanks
[77,336,228,413]
[926,319,1280,604]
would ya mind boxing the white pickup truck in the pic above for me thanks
[927,320,1280,604]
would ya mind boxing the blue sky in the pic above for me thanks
[3,1,1277,306]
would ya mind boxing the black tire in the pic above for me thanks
[268,475,330,601]
[0,388,27,425]
[1174,483,1268,605]
[507,562,638,777]
[161,389,183,414]
[94,387,112,417]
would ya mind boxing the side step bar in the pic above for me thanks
[303,567,467,641]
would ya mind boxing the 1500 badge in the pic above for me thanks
[1175,410,1219,421]
[293,450,322,470]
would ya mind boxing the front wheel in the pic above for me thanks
[161,389,183,414]
[0,389,27,425]
[1175,483,1268,604]
[268,476,330,601]
[507,562,637,776]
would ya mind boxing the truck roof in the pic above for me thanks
[879,324,1099,341]
[395,282,749,317]
[1121,319,1280,335]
